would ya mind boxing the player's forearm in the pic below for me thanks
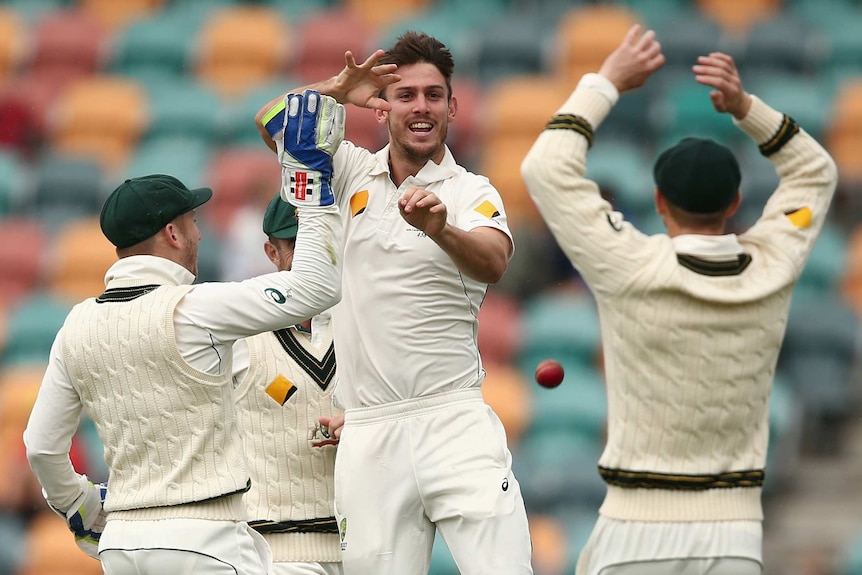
[430,225,510,284]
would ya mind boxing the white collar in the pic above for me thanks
[671,234,744,260]
[103,255,195,289]
[372,144,459,184]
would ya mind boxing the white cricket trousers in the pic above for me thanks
[271,561,342,575]
[99,516,272,575]
[334,388,534,575]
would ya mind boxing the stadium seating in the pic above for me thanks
[194,4,292,98]
[291,8,376,85]
[697,0,783,34]
[47,217,118,303]
[203,146,283,237]
[46,75,149,171]
[0,7,25,83]
[0,219,47,309]
[0,291,70,367]
[16,511,104,575]
[553,4,641,84]
[480,362,532,449]
[25,152,106,231]
[28,8,107,80]
[109,8,200,79]
[122,135,213,192]
[79,0,165,32]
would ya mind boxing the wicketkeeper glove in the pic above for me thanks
[263,89,345,208]
[45,475,108,559]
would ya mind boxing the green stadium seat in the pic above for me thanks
[739,16,827,76]
[142,77,224,145]
[519,290,602,369]
[0,150,28,217]
[24,152,106,231]
[839,525,862,575]
[122,136,213,191]
[586,138,654,216]
[1,291,71,367]
[109,11,200,78]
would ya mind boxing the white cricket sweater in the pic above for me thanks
[521,80,838,521]
[234,322,341,562]
[62,284,250,517]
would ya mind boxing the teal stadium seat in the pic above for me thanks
[652,74,746,150]
[764,373,804,495]
[428,532,459,575]
[654,10,729,72]
[0,150,27,217]
[586,138,654,216]
[142,77,224,145]
[796,222,849,299]
[839,524,862,575]
[109,10,201,79]
[617,0,692,30]
[739,16,826,76]
[525,362,607,443]
[519,290,602,369]
[24,152,106,231]
[745,73,833,141]
[1,291,71,367]
[122,136,213,192]
[220,79,302,148]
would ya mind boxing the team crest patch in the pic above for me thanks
[785,207,812,228]
[474,200,500,219]
[266,375,297,405]
[350,190,369,217]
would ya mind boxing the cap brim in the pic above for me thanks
[190,187,213,210]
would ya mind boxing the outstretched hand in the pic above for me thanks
[693,52,752,120]
[598,24,665,94]
[399,187,448,237]
[332,49,401,111]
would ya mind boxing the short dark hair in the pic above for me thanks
[379,31,454,99]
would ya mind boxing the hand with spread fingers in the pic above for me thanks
[692,52,753,119]
[331,49,401,111]
[598,24,665,94]
[398,186,447,237]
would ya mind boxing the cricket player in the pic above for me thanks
[233,193,343,575]
[23,91,346,574]
[255,33,533,575]
[521,25,838,575]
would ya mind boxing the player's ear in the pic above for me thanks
[654,188,667,215]
[375,109,388,124]
[448,95,458,122]
[264,240,279,266]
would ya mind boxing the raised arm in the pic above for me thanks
[255,50,400,153]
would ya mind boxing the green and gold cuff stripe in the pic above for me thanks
[546,114,594,148]
[250,517,339,534]
[599,466,765,490]
[759,114,799,157]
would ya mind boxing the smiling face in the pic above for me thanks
[377,62,457,168]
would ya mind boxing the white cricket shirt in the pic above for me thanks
[329,143,513,409]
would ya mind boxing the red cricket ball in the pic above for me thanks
[534,359,565,388]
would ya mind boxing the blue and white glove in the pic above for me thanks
[264,89,345,208]
[46,475,108,559]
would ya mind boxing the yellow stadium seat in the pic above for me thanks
[48,76,148,171]
[479,136,544,228]
[48,217,118,303]
[195,5,291,99]
[528,514,569,575]
[553,4,642,84]
[342,0,429,33]
[481,75,570,146]
[827,78,862,181]
[0,7,26,84]
[481,362,532,449]
[17,511,104,575]
[697,0,784,35]
[79,0,166,32]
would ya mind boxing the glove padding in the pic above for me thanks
[46,475,108,559]
[265,89,345,208]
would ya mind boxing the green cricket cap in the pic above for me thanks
[100,174,212,248]
[262,193,298,240]
[653,137,741,214]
